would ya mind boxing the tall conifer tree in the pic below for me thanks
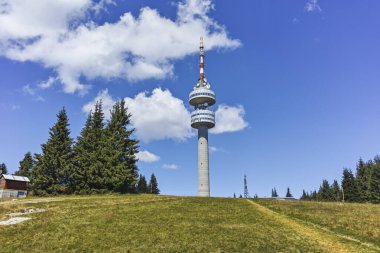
[356,158,372,202]
[271,188,278,197]
[341,169,359,202]
[301,190,309,200]
[319,179,333,201]
[15,152,34,178]
[148,173,159,194]
[370,156,380,203]
[0,163,8,174]
[285,187,293,197]
[87,101,108,192]
[105,100,139,193]
[331,180,341,201]
[70,112,94,193]
[137,174,148,193]
[32,108,73,195]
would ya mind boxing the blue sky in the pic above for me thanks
[1,0,379,197]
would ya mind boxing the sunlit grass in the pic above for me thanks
[254,199,380,249]
[0,195,377,252]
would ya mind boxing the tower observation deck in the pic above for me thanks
[189,37,215,197]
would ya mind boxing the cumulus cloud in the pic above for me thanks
[162,163,178,170]
[82,88,248,141]
[136,150,160,163]
[82,89,116,119]
[124,88,193,142]
[305,0,322,12]
[210,104,248,134]
[0,0,240,94]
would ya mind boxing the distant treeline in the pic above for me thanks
[3,100,159,195]
[301,156,380,203]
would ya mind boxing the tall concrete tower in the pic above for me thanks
[189,37,216,197]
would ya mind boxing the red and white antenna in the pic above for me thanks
[199,37,205,82]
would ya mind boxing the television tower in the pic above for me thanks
[189,37,216,197]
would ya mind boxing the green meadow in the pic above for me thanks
[0,195,379,253]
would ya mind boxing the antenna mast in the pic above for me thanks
[199,36,205,83]
[244,174,249,198]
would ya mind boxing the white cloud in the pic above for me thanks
[22,84,35,96]
[0,0,240,94]
[124,88,193,142]
[209,146,224,153]
[136,150,160,163]
[305,0,322,12]
[91,0,116,15]
[82,88,192,142]
[162,163,178,170]
[82,89,116,119]
[21,84,44,101]
[38,76,57,89]
[210,104,248,134]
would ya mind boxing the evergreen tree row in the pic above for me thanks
[137,174,160,194]
[300,179,341,202]
[301,156,380,203]
[270,187,293,198]
[11,100,155,196]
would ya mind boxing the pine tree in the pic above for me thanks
[233,193,236,198]
[301,190,308,200]
[356,158,372,202]
[137,174,148,193]
[271,188,278,197]
[148,173,159,194]
[104,100,139,193]
[32,108,73,195]
[69,112,94,194]
[87,100,108,192]
[331,180,341,201]
[15,152,34,178]
[370,156,380,203]
[0,163,8,174]
[286,187,293,197]
[341,168,359,202]
[319,179,333,201]
[71,101,109,194]
[311,190,318,201]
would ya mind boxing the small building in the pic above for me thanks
[0,174,30,198]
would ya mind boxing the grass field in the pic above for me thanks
[0,195,379,253]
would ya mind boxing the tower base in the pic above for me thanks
[198,126,210,197]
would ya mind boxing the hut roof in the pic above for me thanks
[2,174,30,182]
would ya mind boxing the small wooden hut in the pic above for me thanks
[0,174,30,198]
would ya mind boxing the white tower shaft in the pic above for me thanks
[198,126,209,197]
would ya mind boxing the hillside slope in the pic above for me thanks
[0,195,378,252]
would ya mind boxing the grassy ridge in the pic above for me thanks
[254,199,380,249]
[0,195,378,252]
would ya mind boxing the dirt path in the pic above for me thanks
[247,200,380,253]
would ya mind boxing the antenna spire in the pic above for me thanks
[244,174,250,198]
[199,37,205,82]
